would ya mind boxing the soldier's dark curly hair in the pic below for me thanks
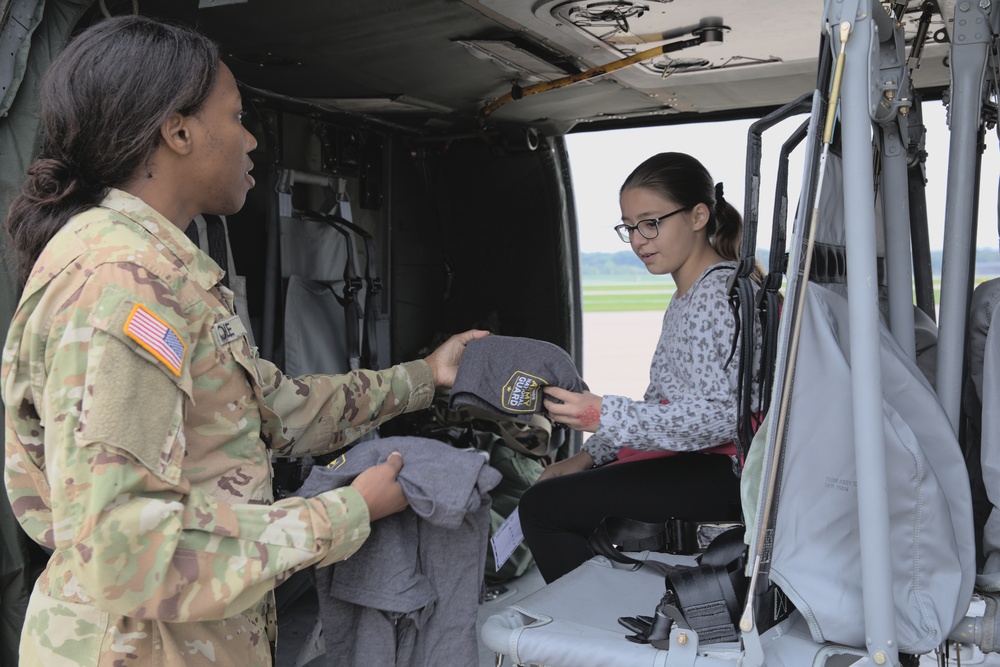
[4,14,219,287]
[620,152,764,284]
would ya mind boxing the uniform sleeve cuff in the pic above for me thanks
[315,486,371,568]
[399,359,435,413]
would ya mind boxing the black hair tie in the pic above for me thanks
[714,182,726,209]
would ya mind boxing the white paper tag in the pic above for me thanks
[491,506,524,572]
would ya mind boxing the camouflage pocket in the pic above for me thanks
[21,583,109,666]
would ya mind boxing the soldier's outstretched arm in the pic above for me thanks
[258,357,436,458]
[260,328,488,458]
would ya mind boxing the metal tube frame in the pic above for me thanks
[838,4,899,664]
[881,124,918,361]
[874,12,918,361]
[936,0,993,432]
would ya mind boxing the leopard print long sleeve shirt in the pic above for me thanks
[582,262,761,465]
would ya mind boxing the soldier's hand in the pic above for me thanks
[423,329,490,388]
[351,451,408,521]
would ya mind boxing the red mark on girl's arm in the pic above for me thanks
[578,406,600,427]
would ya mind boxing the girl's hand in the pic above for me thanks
[543,386,603,433]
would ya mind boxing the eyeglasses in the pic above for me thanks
[614,206,691,243]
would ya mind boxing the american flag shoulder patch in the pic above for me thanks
[123,303,186,376]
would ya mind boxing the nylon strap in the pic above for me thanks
[321,178,383,369]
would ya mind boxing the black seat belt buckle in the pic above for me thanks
[665,519,698,554]
[345,277,363,296]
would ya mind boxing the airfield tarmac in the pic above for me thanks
[580,309,663,401]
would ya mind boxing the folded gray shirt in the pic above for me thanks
[295,436,501,666]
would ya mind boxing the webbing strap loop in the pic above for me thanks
[614,527,758,647]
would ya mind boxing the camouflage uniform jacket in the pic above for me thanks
[2,189,435,666]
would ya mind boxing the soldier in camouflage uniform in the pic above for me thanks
[2,15,486,667]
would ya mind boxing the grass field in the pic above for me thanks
[582,276,1000,313]
[582,281,674,312]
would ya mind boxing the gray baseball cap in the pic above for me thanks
[449,335,588,421]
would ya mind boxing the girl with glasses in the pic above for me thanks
[518,151,764,583]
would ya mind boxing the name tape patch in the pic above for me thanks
[213,315,247,347]
[124,303,186,376]
[501,371,546,413]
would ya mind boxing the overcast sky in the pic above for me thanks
[565,102,1000,255]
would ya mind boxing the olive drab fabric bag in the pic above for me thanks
[483,441,543,584]
[763,284,975,654]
